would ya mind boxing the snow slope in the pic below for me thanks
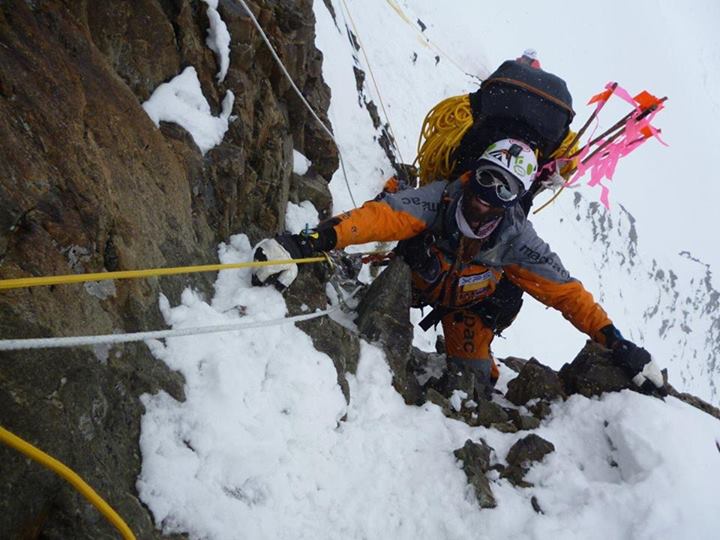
[137,1,720,538]
[138,236,720,540]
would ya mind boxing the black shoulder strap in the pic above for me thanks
[431,182,456,237]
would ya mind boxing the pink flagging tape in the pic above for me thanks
[562,83,667,209]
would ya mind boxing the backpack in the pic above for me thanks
[416,59,576,186]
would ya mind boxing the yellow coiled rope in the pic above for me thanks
[415,94,473,186]
[415,92,580,193]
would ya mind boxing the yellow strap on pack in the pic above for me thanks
[549,129,581,179]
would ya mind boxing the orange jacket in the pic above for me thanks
[330,179,612,344]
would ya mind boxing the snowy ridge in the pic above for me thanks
[538,191,720,404]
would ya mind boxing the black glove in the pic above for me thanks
[601,325,666,396]
[252,228,336,289]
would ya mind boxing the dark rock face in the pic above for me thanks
[499,355,527,373]
[505,358,567,406]
[527,400,554,421]
[507,409,541,431]
[290,170,334,220]
[502,434,555,487]
[474,399,510,427]
[558,341,633,398]
[561,343,720,420]
[0,0,335,537]
[453,439,497,508]
[355,258,425,405]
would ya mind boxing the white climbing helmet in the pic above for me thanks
[468,139,538,207]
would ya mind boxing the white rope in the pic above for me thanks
[0,286,363,351]
[0,305,338,351]
[237,0,358,208]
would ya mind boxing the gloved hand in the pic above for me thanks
[252,235,301,289]
[601,325,666,396]
[252,228,336,290]
[611,340,666,396]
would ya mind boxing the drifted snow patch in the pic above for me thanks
[137,235,487,539]
[142,66,234,154]
[137,237,720,540]
[293,149,311,175]
[285,200,319,234]
[201,0,231,82]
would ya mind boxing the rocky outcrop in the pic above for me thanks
[454,439,497,508]
[501,434,555,487]
[505,358,566,406]
[558,341,632,398]
[355,257,425,405]
[0,1,335,537]
[330,252,719,513]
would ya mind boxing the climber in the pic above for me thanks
[408,50,580,338]
[251,138,666,401]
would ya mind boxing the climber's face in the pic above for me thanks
[461,192,505,232]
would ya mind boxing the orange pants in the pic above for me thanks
[442,310,499,381]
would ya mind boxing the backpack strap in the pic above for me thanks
[430,182,454,236]
[483,77,575,116]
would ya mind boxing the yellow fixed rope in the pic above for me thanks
[384,0,476,79]
[0,256,329,291]
[0,425,136,540]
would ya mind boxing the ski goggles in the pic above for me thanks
[469,165,523,207]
